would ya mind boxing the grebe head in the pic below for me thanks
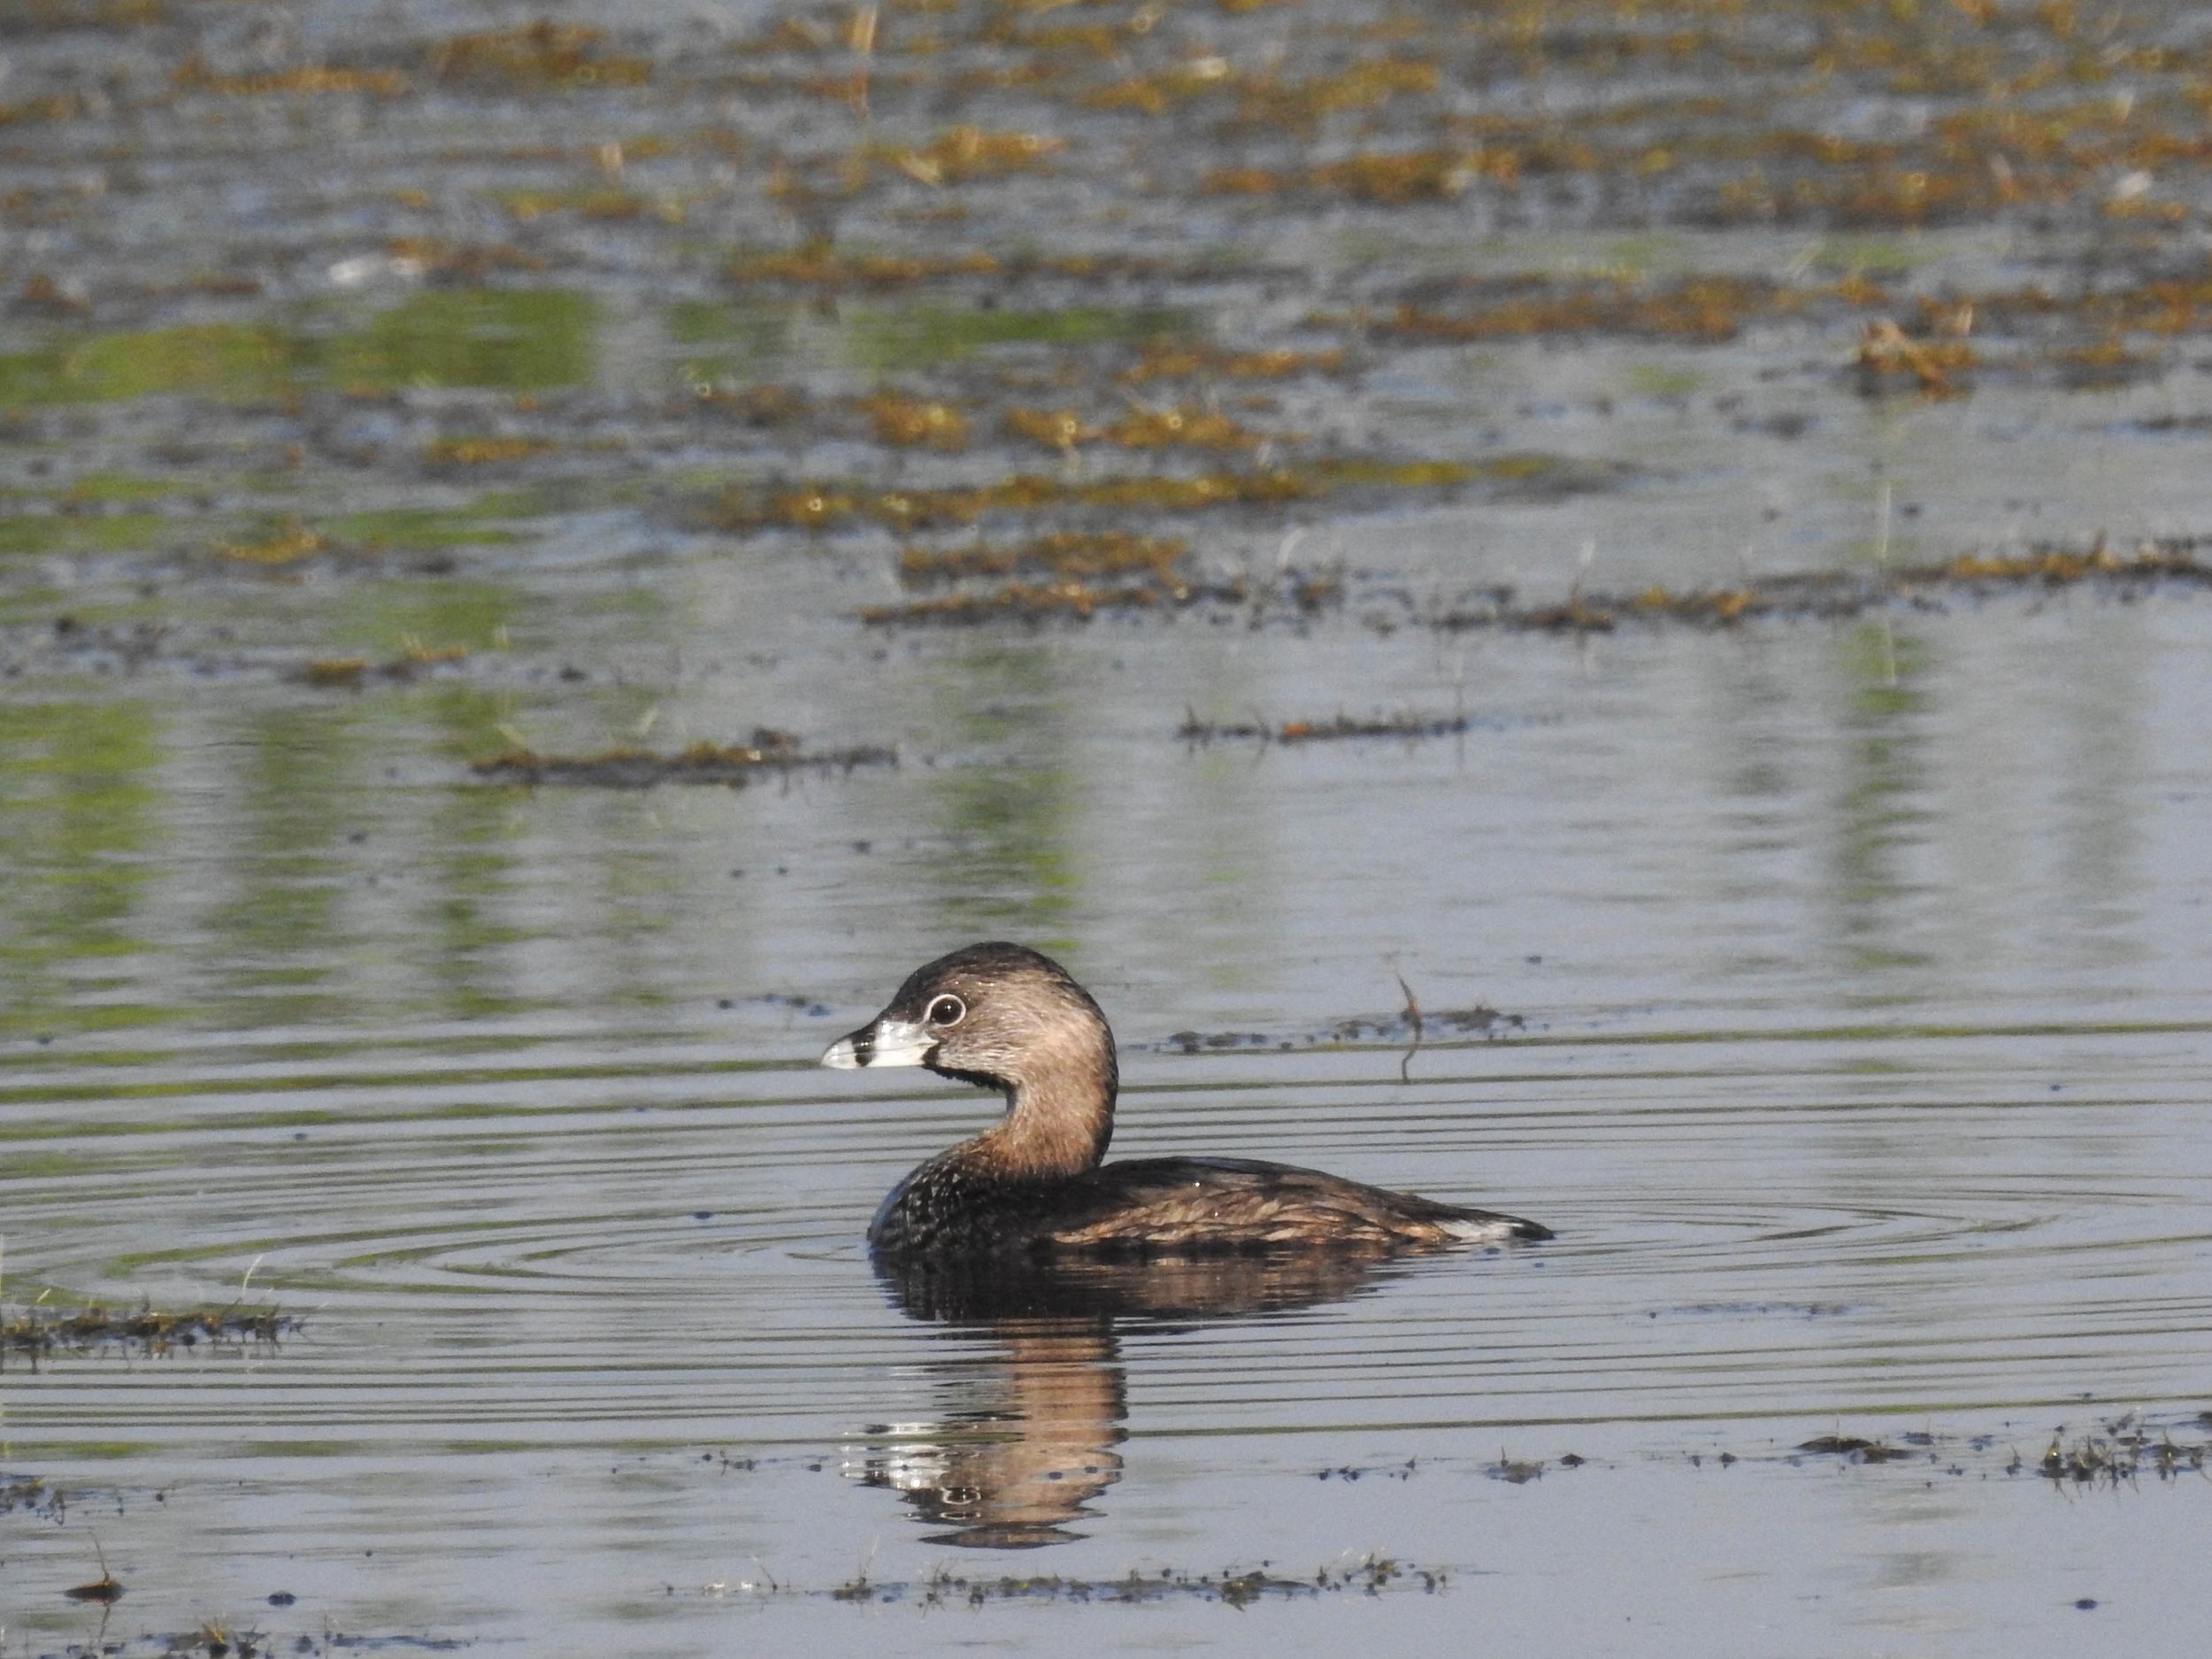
[821,941,1118,1105]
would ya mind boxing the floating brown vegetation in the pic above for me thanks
[1133,28,2212,229]
[4,0,164,31]
[1211,150,1521,205]
[712,466,1321,534]
[1082,62,1238,116]
[1344,257,2212,390]
[1233,58,1439,131]
[1176,710,1477,744]
[219,518,325,565]
[865,392,969,449]
[1003,406,1096,449]
[1434,538,2212,634]
[860,576,1244,626]
[383,237,550,280]
[867,529,1365,625]
[1310,149,1525,204]
[881,127,1064,186]
[1711,161,2002,230]
[725,242,1247,290]
[1118,342,1346,383]
[291,644,468,690]
[427,23,652,87]
[2051,336,2165,388]
[686,381,812,426]
[422,436,557,466]
[1370,273,1855,348]
[1855,317,1977,397]
[1000,402,1270,452]
[499,187,683,224]
[708,457,1550,537]
[0,93,88,126]
[1101,403,1269,451]
[727,242,1003,288]
[173,59,408,98]
[471,730,896,787]
[17,271,91,316]
[842,533,2210,636]
[2,1301,297,1365]
[899,531,1187,587]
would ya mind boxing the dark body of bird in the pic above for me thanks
[825,941,1551,1260]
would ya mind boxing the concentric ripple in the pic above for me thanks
[6,1018,2209,1448]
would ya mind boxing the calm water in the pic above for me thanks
[6,0,2212,1654]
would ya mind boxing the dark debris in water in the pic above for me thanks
[1314,1457,1420,1482]
[861,540,1356,630]
[1486,1453,1546,1485]
[1161,1002,1524,1054]
[1432,538,2212,635]
[1449,1410,2212,1487]
[0,618,503,688]
[2033,1413,2211,1488]
[1795,1435,1916,1463]
[1176,710,1481,744]
[1328,1005,1524,1041]
[861,575,1251,626]
[1,1300,298,1365]
[1781,1410,2212,1486]
[710,1554,1445,1609]
[469,731,895,788]
[899,531,1187,587]
[2,1472,60,1517]
[21,1632,468,1658]
[847,531,2211,637]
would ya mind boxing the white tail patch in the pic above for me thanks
[1440,1216,1522,1244]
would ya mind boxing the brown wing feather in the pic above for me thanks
[1041,1157,1549,1251]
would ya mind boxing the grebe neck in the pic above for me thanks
[953,1019,1116,1180]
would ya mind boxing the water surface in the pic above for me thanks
[5,0,2212,1654]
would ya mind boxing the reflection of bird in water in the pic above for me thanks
[852,1321,1125,1550]
[874,1248,1415,1324]
[823,941,1552,1256]
[853,1250,1430,1548]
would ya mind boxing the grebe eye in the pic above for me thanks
[926,994,965,1026]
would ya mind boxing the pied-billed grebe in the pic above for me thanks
[823,942,1551,1256]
